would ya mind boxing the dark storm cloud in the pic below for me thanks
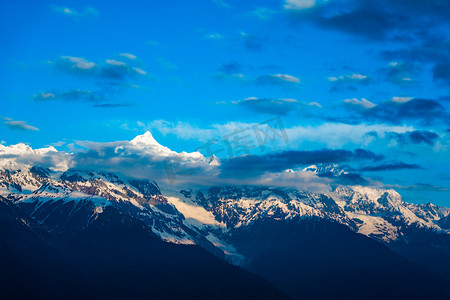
[33,87,130,108]
[241,34,270,52]
[433,62,450,86]
[363,99,449,125]
[378,62,419,86]
[317,5,401,40]
[317,171,369,186]
[219,62,245,74]
[382,37,450,68]
[286,0,450,41]
[219,148,383,178]
[92,103,131,108]
[382,40,450,85]
[235,98,299,115]
[360,162,422,172]
[34,90,105,103]
[387,130,439,146]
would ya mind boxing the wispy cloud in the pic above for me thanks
[205,32,225,40]
[51,55,147,79]
[119,53,137,60]
[231,97,300,115]
[212,0,231,9]
[249,7,277,20]
[34,89,103,103]
[391,96,414,104]
[284,0,317,10]
[256,73,301,86]
[328,73,369,83]
[343,98,376,109]
[51,5,99,18]
[2,117,39,131]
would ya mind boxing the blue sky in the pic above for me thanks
[1,0,449,205]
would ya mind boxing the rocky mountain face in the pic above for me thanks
[0,194,288,300]
[1,163,450,299]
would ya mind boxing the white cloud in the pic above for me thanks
[285,123,415,148]
[61,56,96,70]
[391,96,414,103]
[205,33,225,40]
[5,121,39,131]
[51,5,98,17]
[37,92,56,99]
[119,53,137,60]
[0,143,68,171]
[278,98,299,103]
[133,67,147,75]
[2,117,39,131]
[343,98,376,109]
[250,7,277,20]
[212,0,231,8]
[308,101,322,108]
[106,59,126,66]
[328,73,368,82]
[284,0,316,10]
[272,74,301,83]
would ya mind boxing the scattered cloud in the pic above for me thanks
[51,55,147,80]
[284,0,450,43]
[119,53,137,60]
[51,5,99,18]
[284,0,318,10]
[378,61,419,86]
[240,32,269,52]
[391,97,414,104]
[387,130,440,146]
[212,0,231,9]
[328,73,369,83]
[343,98,376,109]
[232,97,299,115]
[219,62,245,74]
[256,73,301,86]
[105,59,126,66]
[250,7,277,20]
[2,117,39,131]
[34,89,103,103]
[205,32,225,40]
[362,99,449,126]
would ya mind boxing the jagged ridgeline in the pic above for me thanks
[1,137,450,300]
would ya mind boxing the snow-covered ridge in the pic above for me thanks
[0,132,219,186]
[1,133,449,263]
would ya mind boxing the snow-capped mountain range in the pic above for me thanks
[1,132,449,266]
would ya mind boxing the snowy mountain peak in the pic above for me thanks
[130,131,175,157]
[303,164,346,176]
[130,131,160,146]
[208,155,221,167]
